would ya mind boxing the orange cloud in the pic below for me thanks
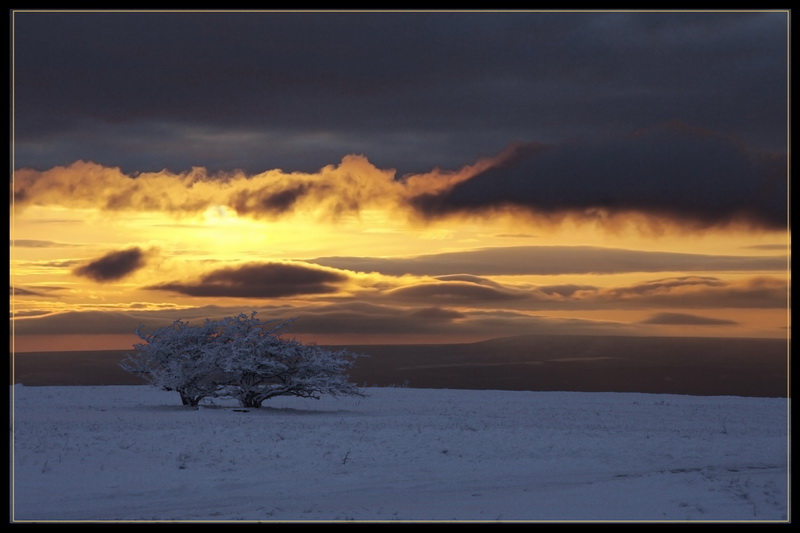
[12,156,478,222]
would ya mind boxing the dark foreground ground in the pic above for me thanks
[11,334,789,398]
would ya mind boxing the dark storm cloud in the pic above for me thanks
[73,247,149,282]
[411,123,787,229]
[12,11,787,175]
[309,245,786,277]
[640,312,739,326]
[146,262,348,298]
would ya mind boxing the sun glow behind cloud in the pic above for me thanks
[9,10,789,356]
[10,139,790,352]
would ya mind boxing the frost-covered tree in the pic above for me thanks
[120,318,227,406]
[121,312,364,408]
[216,313,364,408]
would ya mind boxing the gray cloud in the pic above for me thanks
[73,247,149,282]
[277,302,632,340]
[639,312,739,326]
[11,309,53,318]
[388,282,530,303]
[411,123,787,229]
[10,302,633,343]
[369,275,788,311]
[309,245,787,277]
[12,11,787,176]
[11,239,79,248]
[146,262,348,298]
[10,305,288,336]
[536,284,598,297]
[11,285,65,298]
[596,276,788,309]
[742,244,788,251]
[12,310,145,336]
[231,183,314,216]
[11,287,45,297]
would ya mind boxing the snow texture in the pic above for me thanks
[10,384,789,523]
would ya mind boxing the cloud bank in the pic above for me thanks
[640,312,739,326]
[13,11,787,175]
[411,124,787,230]
[309,245,787,277]
[12,126,789,233]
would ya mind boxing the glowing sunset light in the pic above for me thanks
[10,10,789,353]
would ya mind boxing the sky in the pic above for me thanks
[10,10,791,352]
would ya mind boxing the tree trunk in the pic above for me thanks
[179,392,200,407]
[239,391,263,409]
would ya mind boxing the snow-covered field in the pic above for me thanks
[10,384,790,522]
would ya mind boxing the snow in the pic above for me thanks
[10,384,790,523]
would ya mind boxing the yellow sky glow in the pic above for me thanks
[10,158,790,352]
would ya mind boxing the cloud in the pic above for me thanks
[365,275,788,311]
[278,302,466,337]
[388,282,530,303]
[12,310,145,336]
[10,309,53,318]
[409,307,467,320]
[587,276,788,310]
[11,156,431,221]
[10,304,295,337]
[410,123,787,230]
[11,123,788,234]
[742,244,788,251]
[11,285,65,298]
[639,312,739,326]
[10,301,634,343]
[309,245,787,277]
[11,239,79,248]
[274,302,633,340]
[146,262,349,298]
[12,12,787,175]
[536,284,598,298]
[11,287,46,297]
[433,274,510,288]
[73,247,149,282]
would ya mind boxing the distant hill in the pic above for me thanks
[346,335,788,397]
[11,334,789,397]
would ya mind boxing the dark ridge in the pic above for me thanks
[346,335,789,398]
[11,335,789,397]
